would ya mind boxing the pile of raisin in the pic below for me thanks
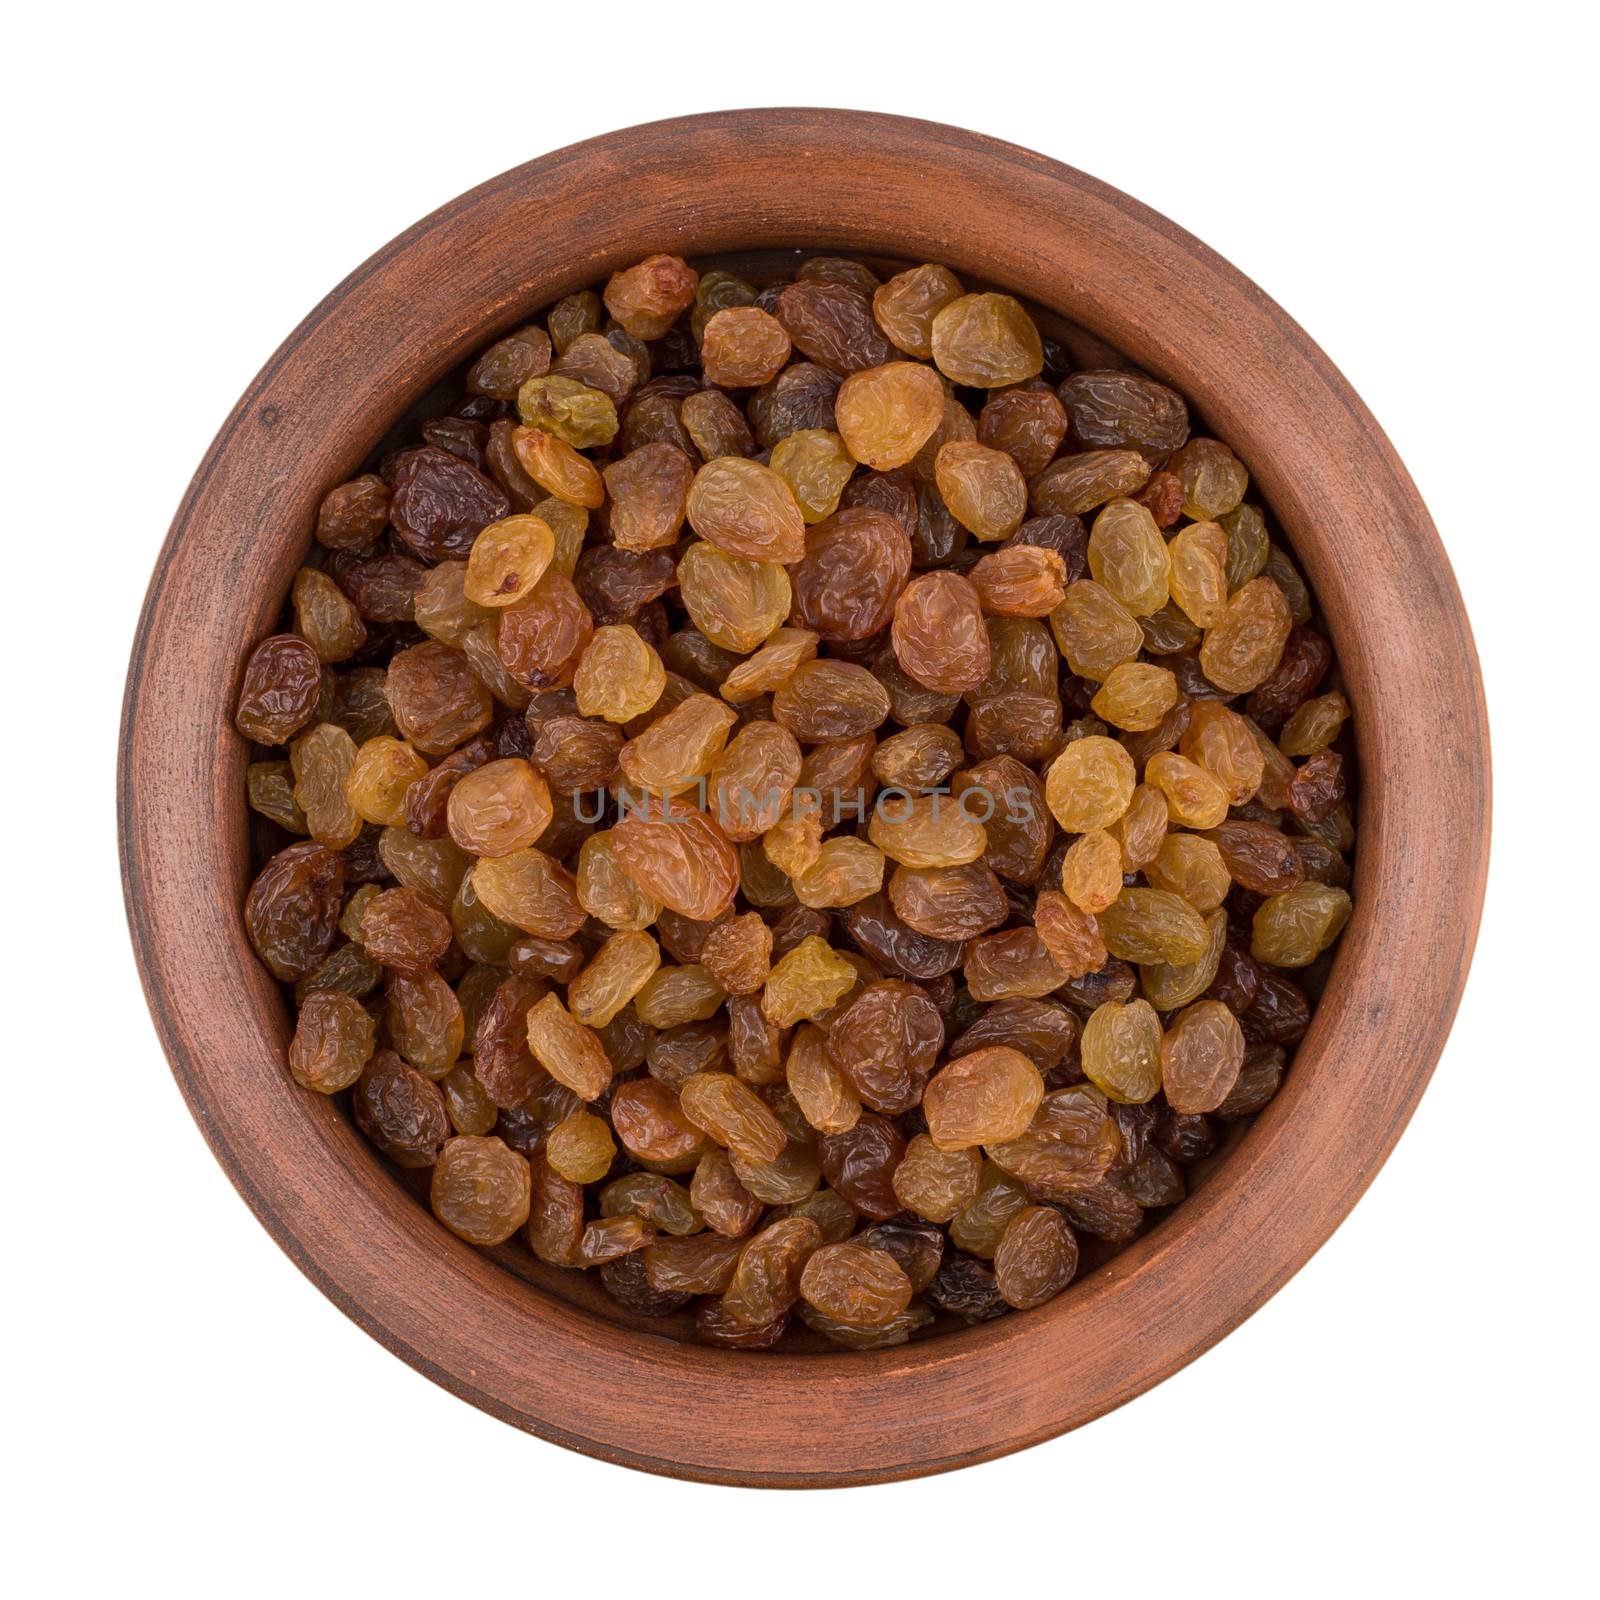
[239,251,1354,1348]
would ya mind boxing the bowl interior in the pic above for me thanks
[265,244,1342,1351]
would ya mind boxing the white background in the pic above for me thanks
[6,2,1593,1592]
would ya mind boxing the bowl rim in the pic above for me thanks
[119,107,1490,1487]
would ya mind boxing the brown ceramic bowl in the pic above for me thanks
[119,109,1490,1486]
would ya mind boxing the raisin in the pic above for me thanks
[236,635,323,745]
[619,692,736,795]
[699,913,773,995]
[892,571,991,693]
[1285,748,1347,824]
[1056,1178,1144,1242]
[975,387,1065,479]
[599,1082,697,1171]
[1252,883,1353,968]
[762,935,858,1027]
[603,254,698,339]
[1034,889,1108,978]
[1217,1045,1286,1118]
[430,1135,531,1244]
[577,1215,654,1265]
[316,474,390,550]
[1200,577,1293,693]
[869,723,962,792]
[552,332,642,405]
[1050,579,1143,679]
[681,454,806,566]
[462,515,554,609]
[749,361,841,448]
[1032,451,1152,518]
[573,545,677,627]
[388,446,511,562]
[468,326,552,398]
[1058,369,1188,455]
[816,1114,906,1221]
[928,1254,1010,1322]
[772,659,891,742]
[969,545,1069,617]
[473,847,585,938]
[677,540,791,653]
[1279,691,1350,757]
[688,1150,761,1239]
[953,928,1068,998]
[770,429,855,523]
[1061,828,1125,914]
[517,375,618,449]
[1153,1108,1219,1163]
[698,305,789,387]
[1090,661,1179,731]
[798,1242,912,1326]
[245,841,345,980]
[924,1047,1045,1150]
[930,293,1043,387]
[441,1062,498,1136]
[385,641,494,754]
[1207,941,1264,1013]
[993,1206,1079,1310]
[291,568,367,664]
[1145,833,1232,913]
[789,507,913,642]
[892,1135,982,1222]
[610,796,740,921]
[1240,970,1312,1046]
[952,758,1046,882]
[495,570,595,691]
[288,990,376,1093]
[598,1251,690,1317]
[826,980,945,1116]
[1160,999,1246,1113]
[443,757,552,857]
[509,426,605,510]
[864,263,957,356]
[774,281,891,375]
[720,1216,824,1326]
[679,1071,788,1163]
[355,885,449,971]
[1081,998,1164,1103]
[248,760,307,833]
[1011,512,1088,577]
[678,390,752,463]
[353,1050,449,1169]
[935,440,1027,541]
[1208,819,1307,894]
[707,723,801,843]
[1045,735,1136,831]
[844,892,963,979]
[889,862,1009,940]
[1146,750,1230,829]
[605,442,695,552]
[526,714,620,793]
[566,930,661,1030]
[1247,625,1332,730]
[1170,437,1249,519]
[868,793,986,870]
[289,722,361,848]
[842,468,919,542]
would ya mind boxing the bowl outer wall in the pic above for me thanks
[118,108,1490,1487]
